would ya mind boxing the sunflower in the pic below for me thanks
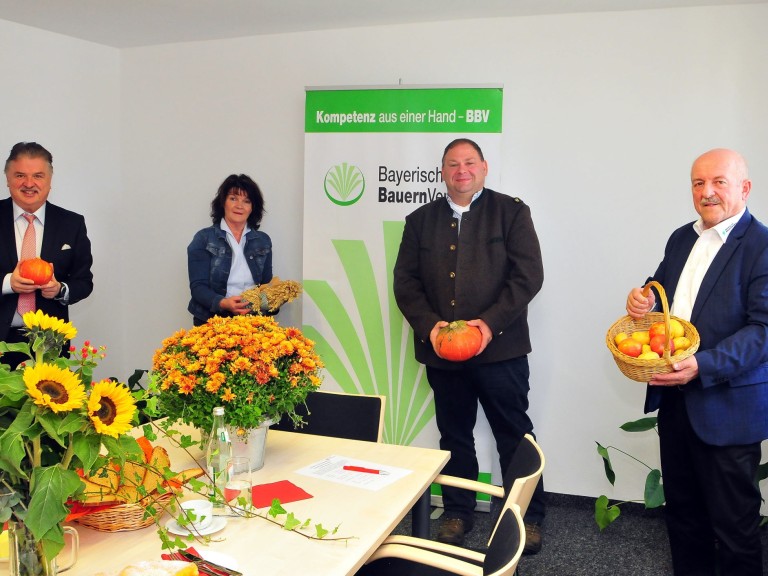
[23,363,86,413]
[22,310,77,340]
[88,379,137,438]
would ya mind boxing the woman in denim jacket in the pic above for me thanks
[187,174,273,325]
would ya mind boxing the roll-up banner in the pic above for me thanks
[302,86,504,495]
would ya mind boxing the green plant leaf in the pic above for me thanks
[0,368,27,402]
[594,495,621,531]
[0,341,30,358]
[38,523,67,567]
[72,431,103,474]
[78,363,95,386]
[315,523,329,538]
[644,469,665,508]
[595,442,616,485]
[36,410,83,447]
[620,417,658,433]
[283,512,301,531]
[26,465,82,546]
[268,499,287,518]
[0,403,35,479]
[141,423,158,442]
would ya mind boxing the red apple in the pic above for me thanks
[617,338,643,358]
[648,321,667,340]
[649,334,674,356]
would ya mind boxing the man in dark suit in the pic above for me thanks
[1,142,93,367]
[394,138,545,552]
[627,148,768,576]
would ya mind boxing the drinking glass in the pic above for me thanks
[224,456,253,513]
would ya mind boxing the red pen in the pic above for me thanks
[343,465,389,475]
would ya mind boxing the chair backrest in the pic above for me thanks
[270,390,386,442]
[501,433,545,518]
[487,433,545,544]
[484,503,525,576]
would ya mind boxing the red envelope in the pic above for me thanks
[251,480,313,508]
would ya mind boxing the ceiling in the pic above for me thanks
[0,0,763,48]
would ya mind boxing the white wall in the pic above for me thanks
[0,19,124,374]
[2,3,767,502]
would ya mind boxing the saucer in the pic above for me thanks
[165,516,227,536]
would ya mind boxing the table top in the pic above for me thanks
[74,428,449,576]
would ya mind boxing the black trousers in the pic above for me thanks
[427,356,545,527]
[658,388,763,576]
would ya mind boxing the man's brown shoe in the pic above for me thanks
[523,522,542,554]
[437,517,468,546]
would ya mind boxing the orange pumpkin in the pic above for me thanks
[19,257,53,285]
[435,320,482,362]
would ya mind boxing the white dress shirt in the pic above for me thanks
[671,209,745,321]
[220,220,254,297]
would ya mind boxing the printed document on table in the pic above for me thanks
[295,455,412,490]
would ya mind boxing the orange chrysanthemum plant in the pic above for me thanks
[150,314,323,434]
[0,311,142,570]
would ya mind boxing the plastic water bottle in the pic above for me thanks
[205,406,232,508]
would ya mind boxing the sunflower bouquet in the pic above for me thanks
[0,311,142,571]
[150,314,323,433]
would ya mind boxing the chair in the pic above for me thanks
[356,434,544,576]
[270,390,386,442]
[356,503,526,576]
[435,433,545,525]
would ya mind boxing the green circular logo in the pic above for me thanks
[324,163,365,206]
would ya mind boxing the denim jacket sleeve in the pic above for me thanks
[188,227,229,318]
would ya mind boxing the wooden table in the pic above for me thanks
[73,429,449,576]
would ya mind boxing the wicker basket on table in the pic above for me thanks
[74,492,174,532]
[606,280,700,382]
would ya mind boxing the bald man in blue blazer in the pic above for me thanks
[627,149,768,576]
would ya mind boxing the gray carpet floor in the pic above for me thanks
[392,492,768,575]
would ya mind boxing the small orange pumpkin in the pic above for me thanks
[435,320,482,362]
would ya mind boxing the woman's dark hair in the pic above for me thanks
[210,174,265,229]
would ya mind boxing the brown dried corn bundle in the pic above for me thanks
[241,276,303,313]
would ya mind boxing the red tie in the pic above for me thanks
[17,213,37,315]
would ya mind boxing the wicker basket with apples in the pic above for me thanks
[606,281,700,382]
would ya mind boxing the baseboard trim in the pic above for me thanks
[430,491,662,518]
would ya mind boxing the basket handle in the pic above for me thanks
[642,280,672,361]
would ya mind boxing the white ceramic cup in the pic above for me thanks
[180,499,214,531]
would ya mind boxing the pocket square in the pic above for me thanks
[60,244,71,250]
